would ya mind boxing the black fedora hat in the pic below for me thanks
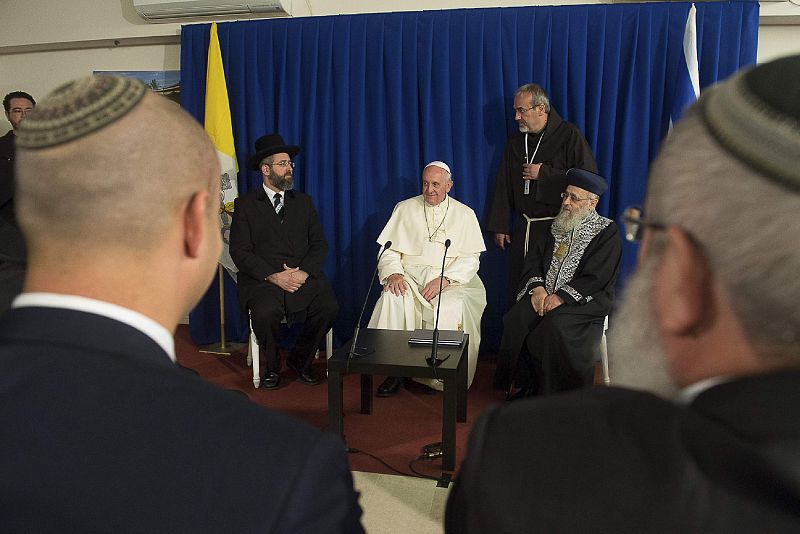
[247,133,300,170]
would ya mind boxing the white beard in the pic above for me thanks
[608,255,680,400]
[553,205,589,233]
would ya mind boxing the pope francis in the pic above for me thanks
[367,161,487,396]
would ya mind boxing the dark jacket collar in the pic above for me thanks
[0,306,173,367]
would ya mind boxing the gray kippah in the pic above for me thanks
[700,54,800,191]
[16,74,147,149]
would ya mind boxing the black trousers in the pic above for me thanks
[493,295,604,395]
[247,280,338,373]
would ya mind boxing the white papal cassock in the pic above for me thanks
[367,194,486,389]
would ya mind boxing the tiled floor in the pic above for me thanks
[353,472,451,534]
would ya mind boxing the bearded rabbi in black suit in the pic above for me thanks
[229,133,338,390]
[0,75,363,533]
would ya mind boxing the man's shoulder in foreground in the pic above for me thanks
[448,376,800,533]
[0,308,363,533]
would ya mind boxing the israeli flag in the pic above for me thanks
[670,4,700,128]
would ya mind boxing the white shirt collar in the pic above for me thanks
[677,375,730,405]
[12,292,176,362]
[263,183,282,197]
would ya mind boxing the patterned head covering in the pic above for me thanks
[16,74,147,150]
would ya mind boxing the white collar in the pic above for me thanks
[263,183,282,197]
[12,292,176,362]
[677,375,731,405]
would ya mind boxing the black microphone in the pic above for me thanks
[427,238,451,367]
[347,240,392,370]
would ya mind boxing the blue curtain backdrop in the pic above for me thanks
[182,2,758,351]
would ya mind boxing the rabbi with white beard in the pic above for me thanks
[493,168,622,399]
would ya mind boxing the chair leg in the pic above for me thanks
[326,328,333,359]
[315,328,334,359]
[601,316,610,386]
[249,314,260,389]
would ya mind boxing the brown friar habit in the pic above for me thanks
[487,108,597,296]
[493,211,621,394]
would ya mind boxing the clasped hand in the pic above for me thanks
[267,263,309,293]
[530,286,564,317]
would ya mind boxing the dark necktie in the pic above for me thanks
[273,193,284,221]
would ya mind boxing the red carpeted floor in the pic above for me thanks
[175,325,508,478]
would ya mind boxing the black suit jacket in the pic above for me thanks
[0,130,25,263]
[0,307,364,533]
[229,188,329,313]
[447,373,800,533]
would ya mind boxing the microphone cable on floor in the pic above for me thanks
[345,447,449,483]
[346,447,416,478]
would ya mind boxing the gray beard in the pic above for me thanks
[269,174,294,192]
[553,207,588,233]
[608,255,680,400]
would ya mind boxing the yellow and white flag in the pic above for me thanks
[205,22,239,276]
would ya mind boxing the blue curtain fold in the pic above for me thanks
[183,2,758,350]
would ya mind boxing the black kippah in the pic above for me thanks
[745,55,800,121]
[16,74,147,150]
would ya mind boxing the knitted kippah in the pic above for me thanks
[700,54,800,191]
[16,74,147,149]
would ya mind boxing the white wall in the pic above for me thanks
[1,0,799,135]
[758,25,800,63]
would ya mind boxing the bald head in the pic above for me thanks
[12,75,222,326]
[16,77,219,255]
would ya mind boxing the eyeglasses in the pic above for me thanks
[9,108,33,115]
[265,160,295,169]
[621,205,666,243]
[513,105,535,115]
[561,192,593,203]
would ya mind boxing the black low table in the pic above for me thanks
[327,328,468,472]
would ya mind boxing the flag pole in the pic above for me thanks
[199,264,244,355]
[197,22,243,356]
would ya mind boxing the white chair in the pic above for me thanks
[246,313,333,388]
[600,315,610,385]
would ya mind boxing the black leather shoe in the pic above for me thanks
[261,371,280,390]
[286,359,322,385]
[376,376,403,397]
